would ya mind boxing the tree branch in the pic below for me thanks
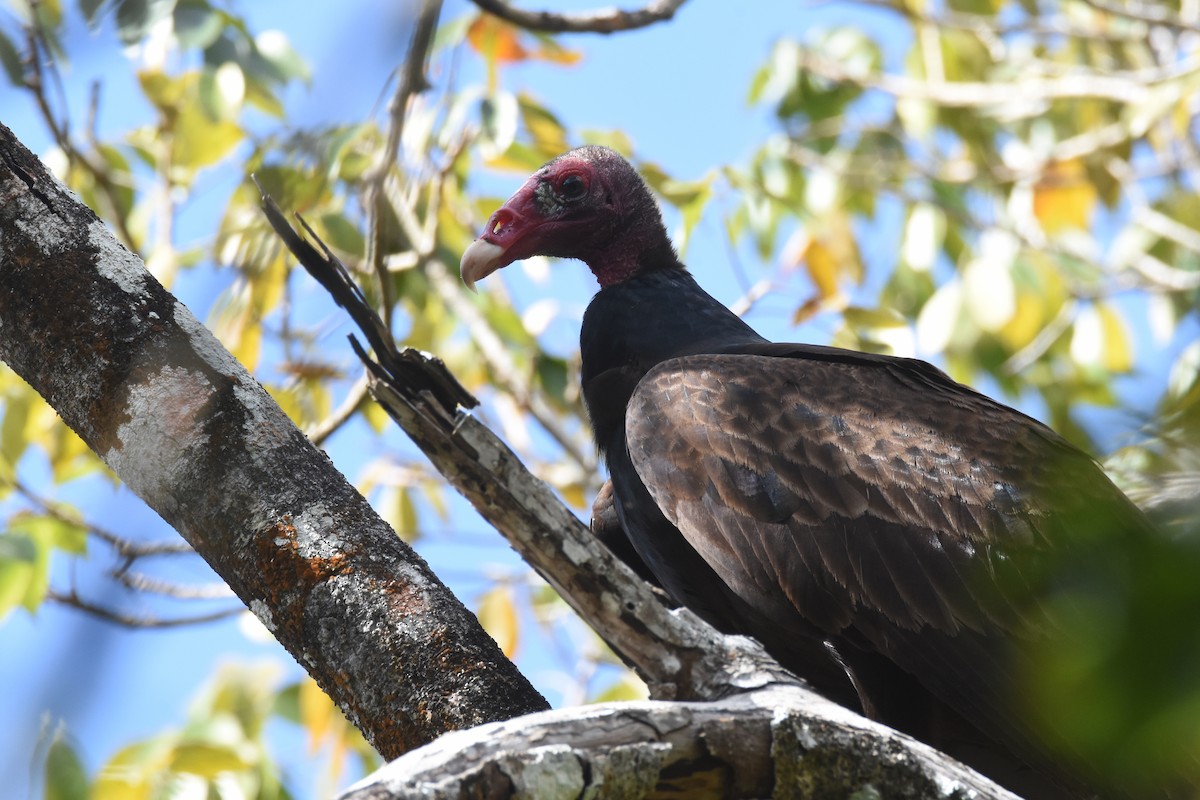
[341,686,1021,799]
[47,590,244,629]
[468,0,689,34]
[0,121,548,760]
[794,43,1200,110]
[363,0,444,322]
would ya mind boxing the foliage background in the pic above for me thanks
[1,0,1198,796]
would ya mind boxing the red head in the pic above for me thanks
[461,146,680,290]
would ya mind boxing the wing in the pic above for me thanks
[623,349,1149,767]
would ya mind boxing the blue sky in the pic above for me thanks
[0,0,1185,797]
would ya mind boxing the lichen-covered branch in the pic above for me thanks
[341,686,1020,799]
[0,121,548,760]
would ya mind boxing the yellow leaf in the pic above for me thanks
[1097,303,1133,373]
[172,101,243,171]
[383,486,420,543]
[1071,303,1131,372]
[788,215,862,311]
[561,483,586,510]
[467,14,581,66]
[533,34,584,66]
[93,740,174,800]
[168,742,252,777]
[467,14,531,63]
[298,678,336,754]
[997,289,1047,351]
[1033,159,1097,234]
[477,586,519,658]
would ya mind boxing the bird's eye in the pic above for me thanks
[560,174,586,200]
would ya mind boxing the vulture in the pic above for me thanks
[461,145,1155,798]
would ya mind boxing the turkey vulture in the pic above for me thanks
[461,145,1153,797]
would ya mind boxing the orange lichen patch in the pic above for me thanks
[251,514,351,635]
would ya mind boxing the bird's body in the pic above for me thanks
[461,145,1153,797]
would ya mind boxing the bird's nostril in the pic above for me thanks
[489,209,515,237]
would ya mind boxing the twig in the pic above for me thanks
[9,476,195,557]
[468,0,690,34]
[306,371,371,446]
[362,0,445,323]
[114,572,236,600]
[22,27,139,250]
[423,258,595,474]
[794,44,1200,110]
[851,0,1200,40]
[1083,0,1200,32]
[48,590,244,628]
[1135,205,1200,255]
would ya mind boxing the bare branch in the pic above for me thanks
[47,590,244,629]
[363,0,445,321]
[794,44,1200,110]
[422,258,596,474]
[306,371,371,446]
[22,27,139,251]
[468,0,689,34]
[113,571,236,600]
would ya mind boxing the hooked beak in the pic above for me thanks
[460,176,541,292]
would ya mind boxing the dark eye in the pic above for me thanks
[560,174,586,200]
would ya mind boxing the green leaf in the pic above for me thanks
[317,212,365,258]
[172,101,243,172]
[535,354,569,406]
[1,388,33,469]
[43,734,88,800]
[2,519,58,612]
[0,31,24,85]
[172,0,224,50]
[251,30,310,85]
[79,0,110,27]
[116,0,176,46]
[270,683,302,725]
[32,0,64,32]
[198,62,245,121]
[479,91,519,160]
[579,128,633,156]
[0,531,38,563]
[518,92,569,157]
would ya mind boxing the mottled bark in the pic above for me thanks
[342,686,1019,799]
[0,122,548,759]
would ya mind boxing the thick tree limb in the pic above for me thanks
[0,121,548,759]
[341,686,1021,799]
[469,0,689,34]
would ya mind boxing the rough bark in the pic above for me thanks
[0,121,548,759]
[263,196,1019,799]
[341,686,1020,799]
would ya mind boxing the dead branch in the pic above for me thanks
[468,0,689,34]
